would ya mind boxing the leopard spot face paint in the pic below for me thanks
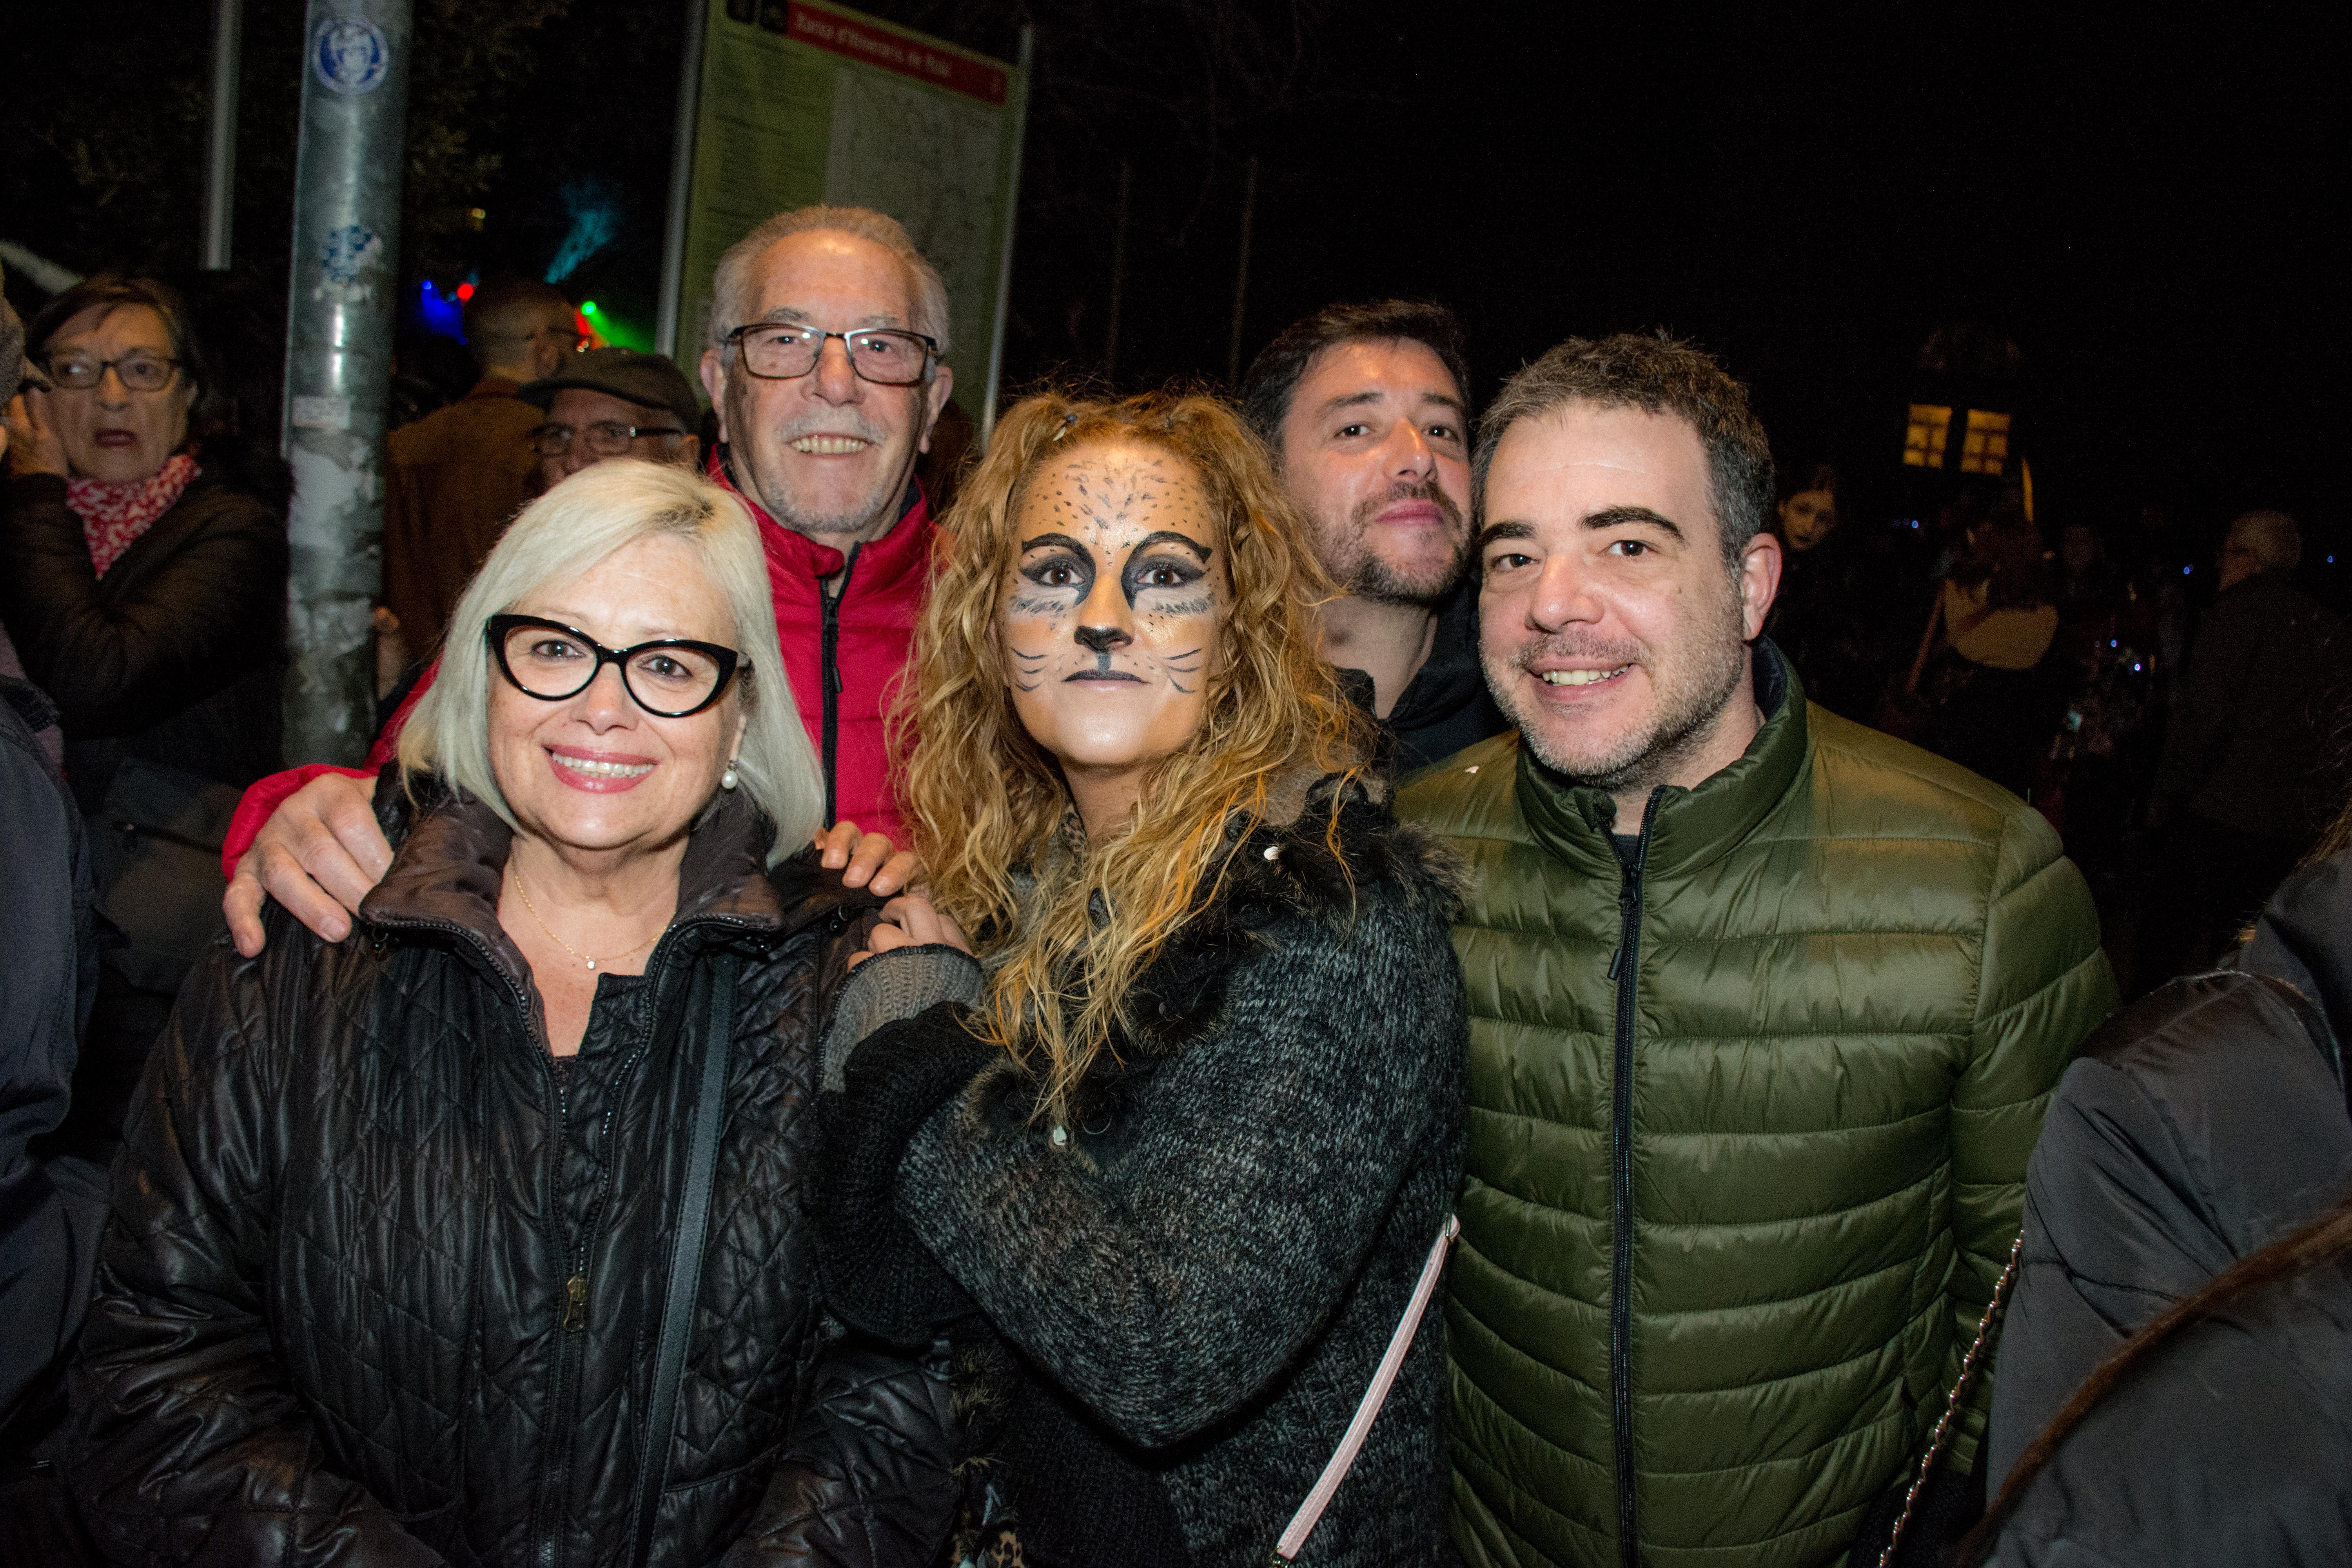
[996,439,1229,792]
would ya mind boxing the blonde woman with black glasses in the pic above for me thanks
[67,461,956,1568]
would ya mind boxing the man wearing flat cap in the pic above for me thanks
[520,346,704,495]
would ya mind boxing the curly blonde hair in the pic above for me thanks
[900,389,1370,1121]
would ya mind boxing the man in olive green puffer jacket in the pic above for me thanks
[1397,334,2116,1568]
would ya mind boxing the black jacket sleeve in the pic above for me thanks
[1985,971,2352,1484]
[723,1336,963,1566]
[64,929,439,1567]
[0,677,106,1441]
[0,475,289,740]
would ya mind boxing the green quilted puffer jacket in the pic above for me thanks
[1397,654,2116,1568]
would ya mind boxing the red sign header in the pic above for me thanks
[785,2,1009,105]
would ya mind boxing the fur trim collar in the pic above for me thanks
[1127,773,1464,1051]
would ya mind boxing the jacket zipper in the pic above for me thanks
[532,1002,657,1568]
[1606,789,1664,1568]
[817,543,863,827]
[361,908,755,1568]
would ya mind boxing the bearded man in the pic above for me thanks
[1243,300,1505,772]
[1397,333,2117,1568]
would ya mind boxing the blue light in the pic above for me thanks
[415,279,464,339]
[2183,565,2193,575]
[546,177,621,284]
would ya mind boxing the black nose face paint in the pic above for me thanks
[1074,623,1131,666]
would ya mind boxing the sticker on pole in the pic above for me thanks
[321,225,377,283]
[290,396,352,430]
[313,16,390,94]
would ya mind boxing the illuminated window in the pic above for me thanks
[1903,404,1952,468]
[1958,409,2011,475]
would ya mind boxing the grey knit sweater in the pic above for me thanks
[818,787,1468,1566]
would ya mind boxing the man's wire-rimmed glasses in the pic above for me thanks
[487,615,742,718]
[530,421,688,458]
[722,323,937,386]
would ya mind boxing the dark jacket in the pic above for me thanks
[1981,1248,2352,1566]
[1768,528,1894,722]
[65,780,956,1567]
[0,445,292,1201]
[2155,568,2351,840]
[1381,583,1508,776]
[1399,646,2118,1568]
[0,444,290,815]
[817,786,1468,1566]
[1986,848,2352,1487]
[0,677,106,1450]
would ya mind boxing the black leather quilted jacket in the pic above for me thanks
[65,782,958,1568]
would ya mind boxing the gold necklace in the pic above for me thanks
[506,866,668,971]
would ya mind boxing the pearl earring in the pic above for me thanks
[720,760,740,791]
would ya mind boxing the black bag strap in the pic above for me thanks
[628,954,738,1568]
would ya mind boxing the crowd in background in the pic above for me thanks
[1767,460,2349,996]
[1,201,2348,1568]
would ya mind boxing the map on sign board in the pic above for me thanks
[673,0,1026,424]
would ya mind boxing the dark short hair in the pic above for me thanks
[1777,460,1838,505]
[26,272,216,432]
[1475,332,1775,573]
[462,278,574,361]
[1239,299,1472,448]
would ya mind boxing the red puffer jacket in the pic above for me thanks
[728,459,933,844]
[220,463,932,871]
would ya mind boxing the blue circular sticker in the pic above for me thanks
[313,16,389,95]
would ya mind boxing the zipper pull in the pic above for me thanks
[1607,944,1624,981]
[562,1274,588,1332]
[828,662,844,695]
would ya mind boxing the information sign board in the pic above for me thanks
[669,0,1027,426]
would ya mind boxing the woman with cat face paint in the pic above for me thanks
[812,392,1468,1567]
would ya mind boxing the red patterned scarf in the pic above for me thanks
[68,452,201,576]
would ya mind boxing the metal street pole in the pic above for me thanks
[201,0,243,270]
[279,2,411,764]
[1225,154,1258,387]
[655,0,708,360]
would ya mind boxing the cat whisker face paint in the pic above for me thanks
[996,439,1230,777]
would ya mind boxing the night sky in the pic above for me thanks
[1005,4,2350,559]
[9,2,2345,567]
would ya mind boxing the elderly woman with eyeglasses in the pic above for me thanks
[0,274,287,806]
[0,272,292,1168]
[64,461,956,1567]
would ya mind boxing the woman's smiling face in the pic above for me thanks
[487,534,746,858]
[996,440,1230,786]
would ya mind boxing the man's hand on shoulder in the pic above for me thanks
[815,819,921,899]
[223,772,394,956]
